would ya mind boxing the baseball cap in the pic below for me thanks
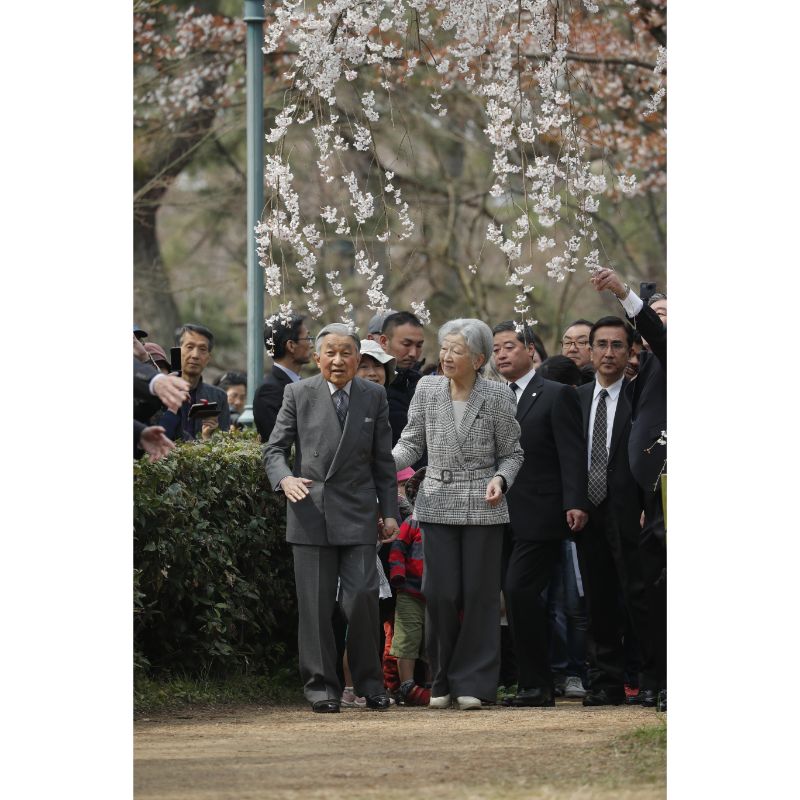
[134,324,148,339]
[367,309,397,335]
[144,342,170,368]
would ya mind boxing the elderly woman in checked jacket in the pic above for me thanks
[392,318,524,711]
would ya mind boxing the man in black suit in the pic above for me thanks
[379,311,426,446]
[492,321,589,707]
[590,271,667,708]
[575,316,655,706]
[253,314,314,442]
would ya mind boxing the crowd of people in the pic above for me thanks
[133,266,667,715]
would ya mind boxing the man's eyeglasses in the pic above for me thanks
[591,340,627,352]
[296,335,314,342]
[561,338,590,349]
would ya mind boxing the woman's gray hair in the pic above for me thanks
[438,318,494,373]
[315,323,360,354]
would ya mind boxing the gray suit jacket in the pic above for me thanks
[263,373,398,546]
[392,375,524,526]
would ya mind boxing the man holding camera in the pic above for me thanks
[159,323,231,442]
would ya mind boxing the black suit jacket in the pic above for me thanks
[253,364,294,442]
[578,380,642,534]
[626,304,666,494]
[134,419,146,458]
[133,358,162,424]
[506,372,588,541]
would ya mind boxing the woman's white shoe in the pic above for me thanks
[429,694,451,708]
[457,695,482,710]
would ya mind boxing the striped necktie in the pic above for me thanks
[333,389,349,428]
[588,388,608,505]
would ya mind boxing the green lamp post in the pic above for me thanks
[237,0,266,428]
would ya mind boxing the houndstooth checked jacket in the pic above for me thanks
[392,375,524,526]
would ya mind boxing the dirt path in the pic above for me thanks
[134,700,665,799]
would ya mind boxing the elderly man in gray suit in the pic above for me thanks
[263,323,399,713]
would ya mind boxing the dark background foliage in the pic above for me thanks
[134,430,298,677]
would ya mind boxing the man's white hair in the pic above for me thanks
[315,323,360,354]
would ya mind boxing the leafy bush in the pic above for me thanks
[134,670,303,715]
[134,429,298,677]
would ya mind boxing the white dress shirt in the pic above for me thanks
[508,367,536,404]
[586,376,625,470]
[618,287,644,318]
[326,380,352,396]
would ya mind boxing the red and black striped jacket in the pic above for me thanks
[388,517,424,601]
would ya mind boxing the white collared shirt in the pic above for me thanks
[586,376,625,470]
[618,288,644,319]
[274,362,302,382]
[508,367,536,404]
[327,380,352,396]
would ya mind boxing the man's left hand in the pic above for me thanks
[381,517,399,542]
[566,509,588,532]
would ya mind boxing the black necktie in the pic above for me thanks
[333,389,349,429]
[588,389,608,505]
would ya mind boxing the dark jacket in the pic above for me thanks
[158,378,230,441]
[386,367,422,445]
[625,304,666,494]
[505,372,589,541]
[134,419,146,458]
[253,364,294,442]
[133,358,163,424]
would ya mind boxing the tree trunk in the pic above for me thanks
[133,101,217,342]
[134,206,180,345]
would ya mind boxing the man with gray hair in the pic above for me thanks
[263,322,400,713]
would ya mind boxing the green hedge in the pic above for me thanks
[134,429,298,676]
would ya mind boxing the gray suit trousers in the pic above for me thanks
[292,543,385,703]
[421,523,503,701]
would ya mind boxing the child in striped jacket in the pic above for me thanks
[388,468,430,706]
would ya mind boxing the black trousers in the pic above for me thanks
[639,488,667,691]
[504,537,562,692]
[422,523,503,701]
[575,500,655,694]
